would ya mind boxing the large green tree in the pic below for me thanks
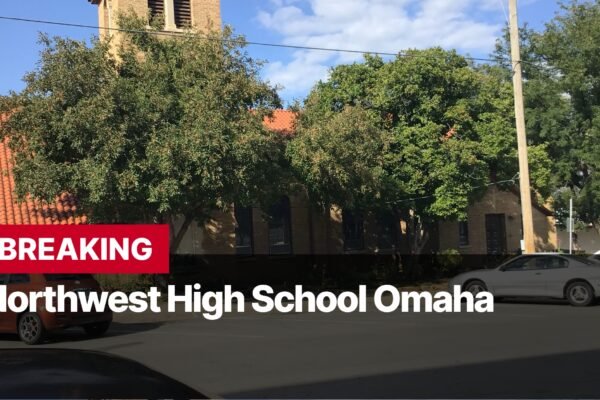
[287,105,392,211]
[494,0,600,231]
[0,17,285,252]
[289,49,552,253]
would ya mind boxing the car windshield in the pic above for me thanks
[44,274,93,281]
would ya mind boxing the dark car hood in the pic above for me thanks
[0,348,207,399]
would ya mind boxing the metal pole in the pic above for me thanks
[569,197,573,254]
[509,0,536,254]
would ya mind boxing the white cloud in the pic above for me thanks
[257,0,506,101]
[264,50,331,102]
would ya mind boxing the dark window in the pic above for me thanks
[0,274,7,285]
[541,256,569,269]
[459,221,470,247]
[174,0,192,28]
[502,256,566,271]
[343,210,365,251]
[8,274,30,284]
[377,213,397,250]
[501,256,530,271]
[235,206,254,255]
[148,0,165,20]
[485,214,507,255]
[268,196,293,255]
[520,257,546,271]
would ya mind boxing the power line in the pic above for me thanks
[1,15,576,80]
[498,0,510,24]
[0,15,504,64]
[386,176,519,205]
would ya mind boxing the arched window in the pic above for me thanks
[268,196,293,255]
[235,206,254,255]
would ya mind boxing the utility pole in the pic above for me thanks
[569,198,574,254]
[509,0,536,254]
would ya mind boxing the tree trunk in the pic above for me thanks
[398,210,431,282]
[170,215,194,254]
[412,222,430,255]
[406,211,430,255]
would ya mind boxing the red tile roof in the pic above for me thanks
[444,127,456,139]
[263,110,297,135]
[0,139,87,225]
[0,110,296,226]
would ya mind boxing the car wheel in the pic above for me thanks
[464,280,487,295]
[18,312,45,345]
[83,321,111,338]
[566,281,594,307]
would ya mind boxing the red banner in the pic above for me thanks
[0,225,169,274]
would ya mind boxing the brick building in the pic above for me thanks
[88,0,221,54]
[0,111,558,256]
[89,0,221,34]
[178,111,558,256]
[438,186,557,255]
[0,0,560,256]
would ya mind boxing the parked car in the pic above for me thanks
[0,274,112,344]
[592,251,600,262]
[449,253,600,306]
[0,349,207,398]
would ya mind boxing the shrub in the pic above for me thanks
[94,274,155,293]
[435,249,463,277]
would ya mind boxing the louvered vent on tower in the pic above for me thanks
[148,0,165,19]
[174,0,192,28]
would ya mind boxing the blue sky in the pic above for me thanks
[0,0,560,104]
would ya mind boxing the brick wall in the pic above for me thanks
[438,186,557,254]
[153,187,559,256]
[172,209,235,255]
[191,0,222,31]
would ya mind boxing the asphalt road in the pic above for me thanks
[2,300,600,398]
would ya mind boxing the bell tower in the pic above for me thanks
[88,0,221,40]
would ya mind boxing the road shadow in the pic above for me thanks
[225,349,600,399]
[0,321,163,345]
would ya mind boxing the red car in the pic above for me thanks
[0,274,112,345]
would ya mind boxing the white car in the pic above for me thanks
[449,253,600,306]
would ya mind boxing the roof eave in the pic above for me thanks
[508,187,554,216]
